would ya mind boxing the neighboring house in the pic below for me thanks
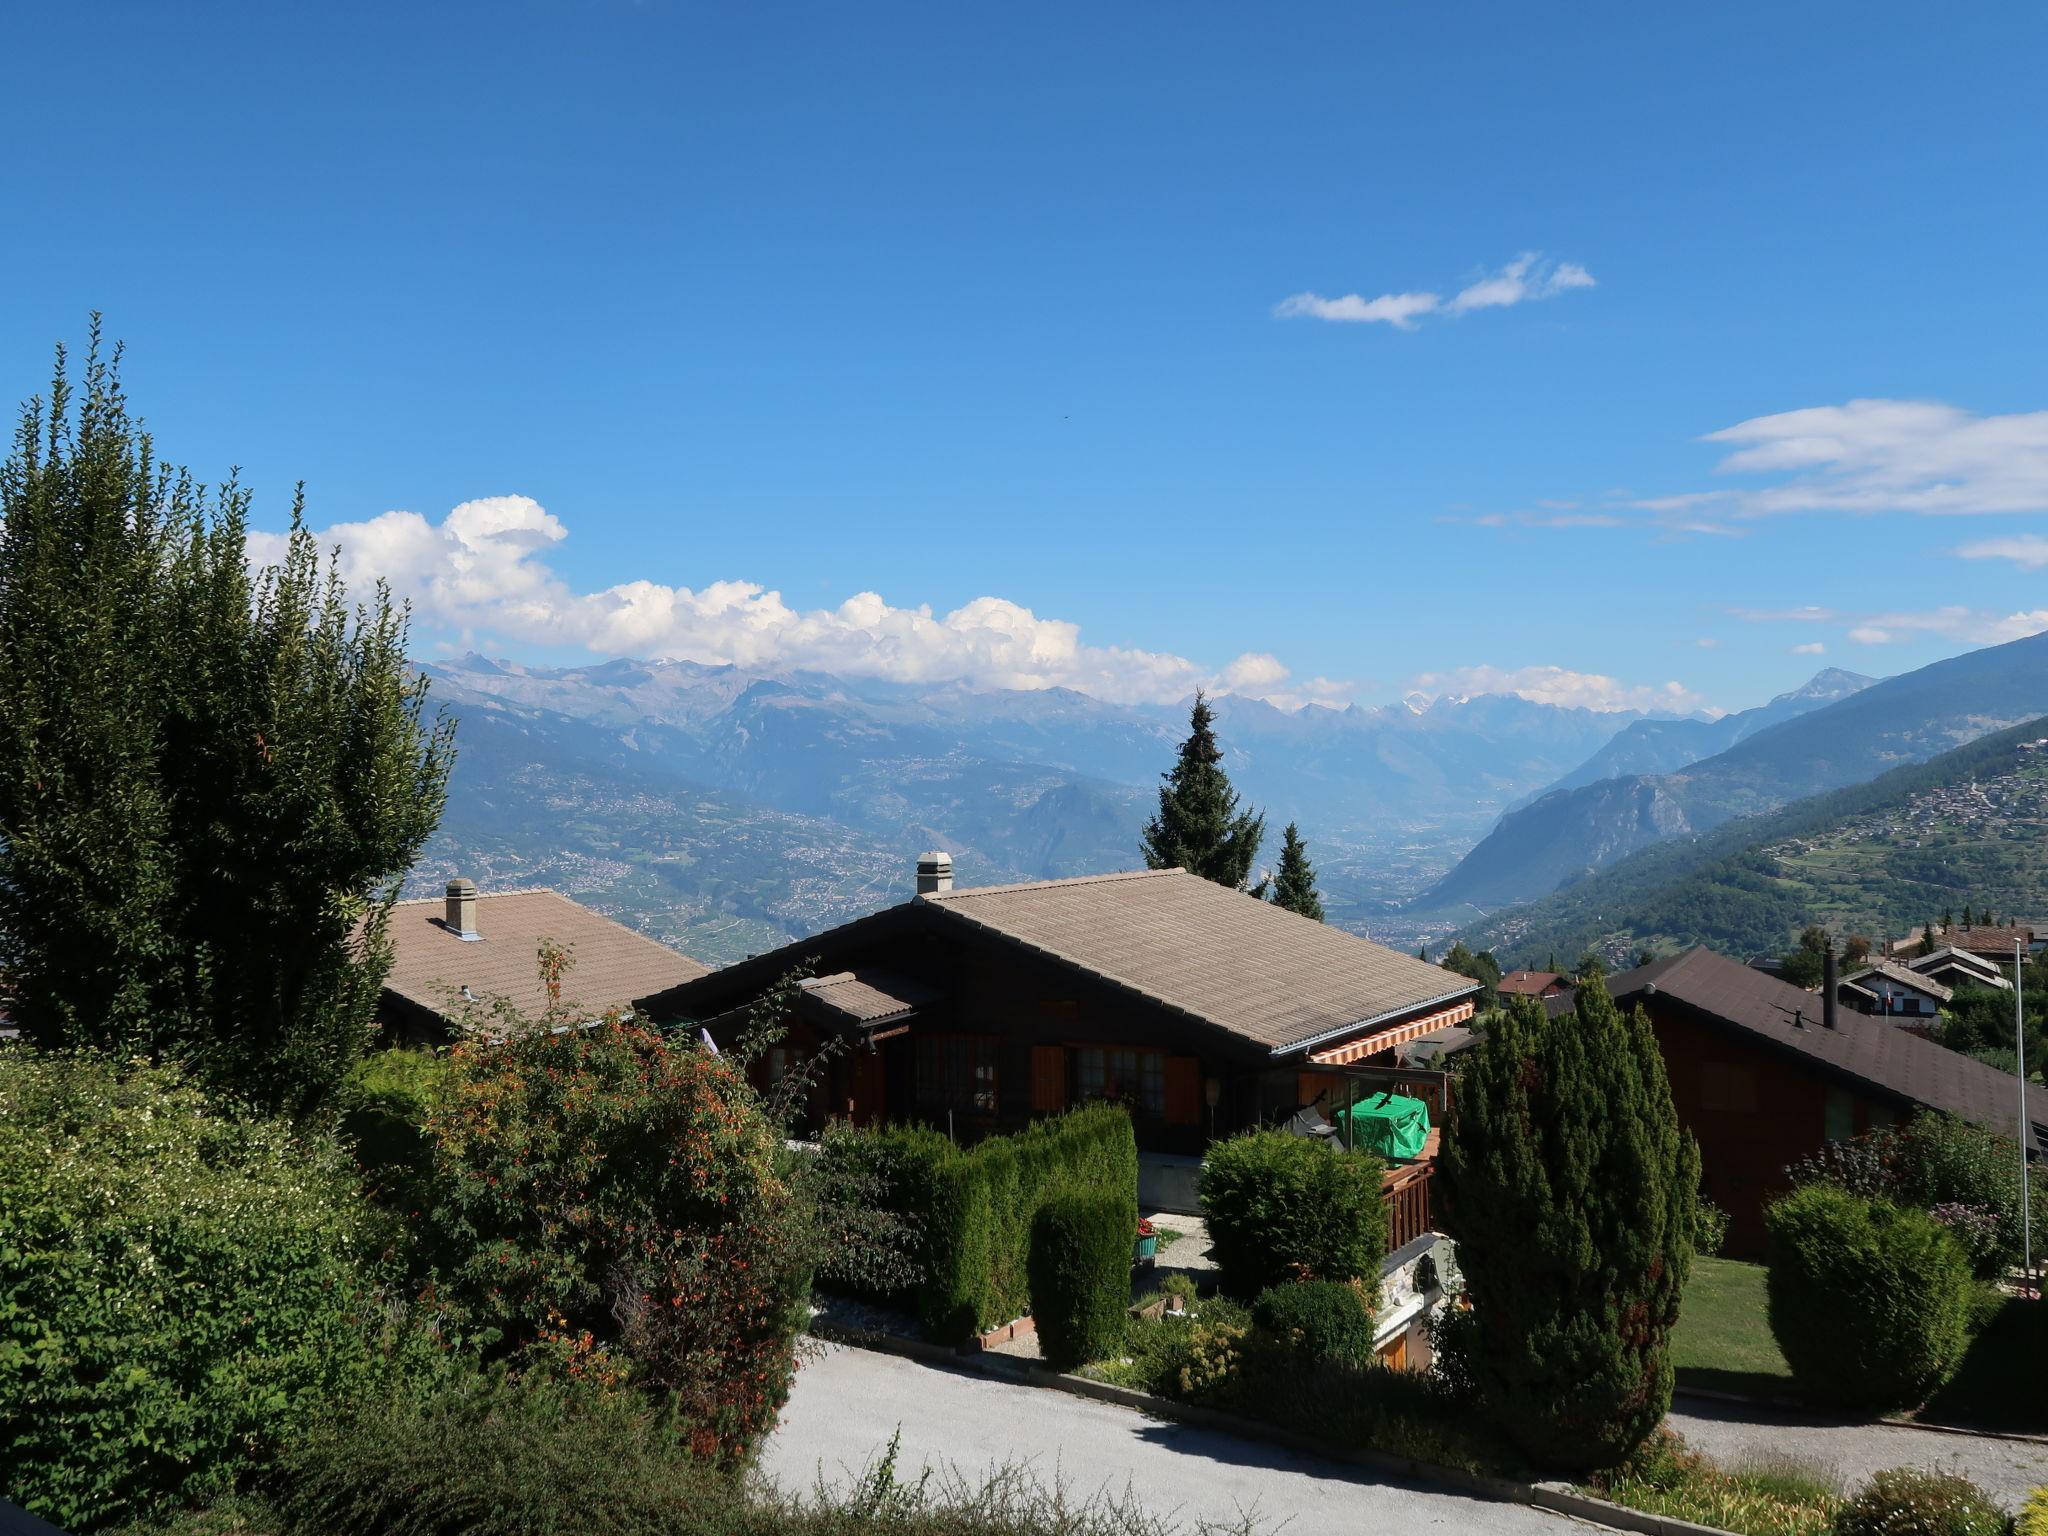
[638,854,1480,1157]
[1837,959,1951,1024]
[1894,924,2037,966]
[1908,945,2011,993]
[375,878,710,1041]
[1497,969,1573,1001]
[1606,947,2044,1256]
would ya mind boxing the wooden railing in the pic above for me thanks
[1383,1161,1434,1252]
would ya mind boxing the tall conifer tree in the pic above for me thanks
[1442,986,1699,1471]
[0,324,454,1114]
[1140,691,1265,891]
[1267,822,1323,921]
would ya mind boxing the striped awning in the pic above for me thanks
[1307,1000,1476,1066]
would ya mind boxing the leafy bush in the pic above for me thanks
[1197,1130,1386,1299]
[1763,1184,1974,1412]
[1789,1113,2034,1278]
[1831,1468,2012,1536]
[806,1120,934,1300]
[903,1104,1137,1339]
[1251,1281,1374,1369]
[1440,990,1698,1473]
[1425,1304,1481,1405]
[0,1051,404,1533]
[1028,1191,1134,1369]
[2019,1487,2048,1536]
[336,1048,450,1208]
[425,1017,810,1464]
[1694,1197,1732,1258]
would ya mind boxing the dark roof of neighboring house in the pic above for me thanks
[1609,948,2044,1154]
[921,869,1478,1054]
[1498,970,1567,995]
[382,888,709,1025]
[1909,945,2005,978]
[642,868,1478,1058]
[1844,960,1953,1003]
[1943,925,2035,959]
[797,970,941,1030]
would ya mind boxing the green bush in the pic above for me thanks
[1426,1304,1481,1405]
[2019,1487,2048,1536]
[809,1120,947,1300]
[336,1048,449,1208]
[1764,1184,1974,1412]
[1694,1197,1732,1258]
[910,1104,1137,1339]
[1029,1191,1134,1369]
[1831,1468,2012,1536]
[0,1051,403,1533]
[1251,1281,1374,1369]
[1197,1130,1386,1300]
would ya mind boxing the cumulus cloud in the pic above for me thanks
[1276,252,1594,332]
[1836,606,2048,647]
[1953,533,2048,570]
[265,496,1358,709]
[1404,664,1716,716]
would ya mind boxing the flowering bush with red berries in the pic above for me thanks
[426,1015,810,1464]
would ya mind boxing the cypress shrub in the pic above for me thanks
[1029,1190,1135,1369]
[1252,1281,1375,1369]
[1197,1129,1386,1299]
[1439,989,1700,1473]
[1763,1183,1973,1412]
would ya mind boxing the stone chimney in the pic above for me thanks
[915,851,953,896]
[1823,939,1839,1030]
[445,878,481,940]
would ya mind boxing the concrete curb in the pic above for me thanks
[810,1319,1747,1534]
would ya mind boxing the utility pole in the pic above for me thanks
[2019,939,2034,1300]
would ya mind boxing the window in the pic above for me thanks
[916,1034,998,1115]
[1825,1086,1856,1144]
[1075,1046,1166,1117]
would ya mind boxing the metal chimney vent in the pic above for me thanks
[915,851,954,896]
[445,878,481,941]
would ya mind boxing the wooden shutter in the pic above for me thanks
[1030,1045,1066,1113]
[1165,1055,1202,1125]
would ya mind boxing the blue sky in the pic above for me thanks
[7,2,2047,715]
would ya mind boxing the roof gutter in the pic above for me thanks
[1272,982,1483,1059]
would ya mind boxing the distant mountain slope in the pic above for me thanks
[1417,632,2048,912]
[1454,715,2048,966]
[1521,669,1875,805]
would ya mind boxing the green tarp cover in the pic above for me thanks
[1333,1091,1429,1160]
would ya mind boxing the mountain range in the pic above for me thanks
[1414,632,2048,915]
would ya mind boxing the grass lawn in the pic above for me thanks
[1673,1256,2047,1433]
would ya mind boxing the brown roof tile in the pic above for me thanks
[923,868,1477,1054]
[1609,947,2043,1154]
[798,970,942,1028]
[382,888,708,1025]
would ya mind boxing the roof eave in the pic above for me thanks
[1271,982,1484,1059]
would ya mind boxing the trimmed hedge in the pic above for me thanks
[1029,1191,1135,1369]
[1251,1281,1375,1369]
[891,1104,1137,1340]
[1764,1184,1974,1413]
[1197,1130,1386,1300]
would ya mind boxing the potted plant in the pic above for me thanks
[1134,1216,1159,1265]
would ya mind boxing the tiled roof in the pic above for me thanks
[1498,970,1566,995]
[1844,960,1953,1003]
[798,970,941,1028]
[1943,925,2035,960]
[382,888,708,1025]
[922,868,1478,1054]
[1609,948,2044,1154]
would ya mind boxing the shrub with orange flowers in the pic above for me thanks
[425,1012,811,1465]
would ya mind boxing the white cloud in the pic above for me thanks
[1836,606,2048,647]
[1790,642,1827,656]
[1276,252,1594,331]
[1954,533,2048,570]
[1445,253,1597,315]
[1405,664,1716,716]
[1691,637,1721,649]
[266,496,1357,709]
[1729,606,1839,624]
[1273,290,1440,329]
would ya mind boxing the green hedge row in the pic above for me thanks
[840,1104,1138,1340]
[1029,1190,1135,1369]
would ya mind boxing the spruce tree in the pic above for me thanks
[1140,691,1265,891]
[1441,987,1699,1472]
[1267,821,1323,921]
[0,325,454,1114]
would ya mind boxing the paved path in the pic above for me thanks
[1669,1398,2048,1511]
[762,1341,1580,1535]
